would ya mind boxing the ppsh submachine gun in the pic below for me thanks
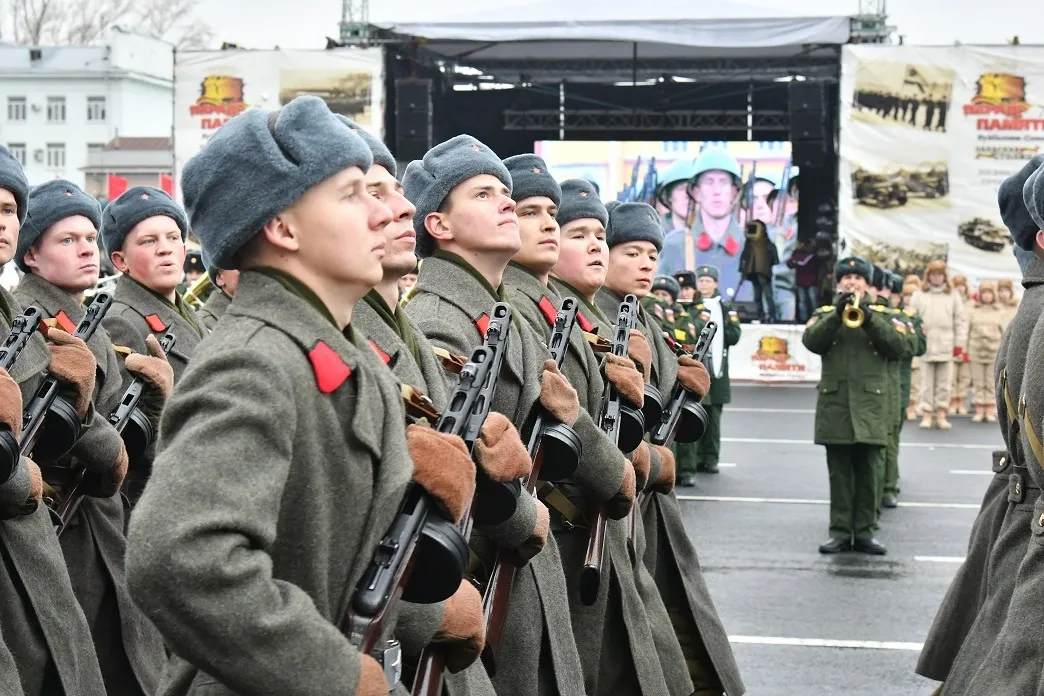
[342,303,513,690]
[0,306,44,484]
[580,293,647,606]
[651,321,717,448]
[480,298,584,675]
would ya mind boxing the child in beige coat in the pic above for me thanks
[966,282,1006,423]
[949,274,972,414]
[910,260,968,430]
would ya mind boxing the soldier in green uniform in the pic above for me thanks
[803,256,908,555]
[685,265,742,480]
[176,249,204,296]
[866,266,904,514]
[674,270,698,306]
[649,275,682,335]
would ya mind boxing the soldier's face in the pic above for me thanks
[513,196,560,276]
[23,215,100,293]
[838,273,866,293]
[606,241,658,299]
[680,286,697,301]
[695,171,738,219]
[668,183,690,218]
[0,188,20,266]
[697,277,717,297]
[398,272,417,294]
[433,175,520,257]
[366,165,417,278]
[186,269,203,283]
[752,180,774,223]
[652,289,674,304]
[216,269,240,296]
[112,214,187,295]
[552,218,607,298]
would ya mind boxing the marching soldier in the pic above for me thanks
[195,257,238,331]
[126,95,484,696]
[346,119,494,695]
[13,179,170,695]
[402,135,587,696]
[548,178,696,696]
[100,186,208,504]
[0,146,109,695]
[597,202,745,696]
[886,272,926,509]
[648,275,683,336]
[685,265,743,481]
[920,156,1044,692]
[803,256,907,555]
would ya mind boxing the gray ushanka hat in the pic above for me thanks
[557,179,608,228]
[606,202,664,251]
[19,179,102,271]
[101,185,189,256]
[503,154,561,207]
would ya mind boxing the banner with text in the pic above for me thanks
[729,323,821,384]
[173,48,384,203]
[840,45,1043,285]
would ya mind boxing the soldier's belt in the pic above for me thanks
[1009,464,1041,504]
[1018,395,1044,469]
[1001,368,1017,426]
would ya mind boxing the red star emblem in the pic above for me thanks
[470,144,481,151]
[532,167,541,173]
[579,191,588,197]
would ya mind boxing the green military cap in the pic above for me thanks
[674,270,696,288]
[696,265,720,281]
[870,265,888,290]
[652,275,681,302]
[834,256,873,284]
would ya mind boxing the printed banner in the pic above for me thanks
[173,48,384,202]
[729,323,821,383]
[840,45,1038,285]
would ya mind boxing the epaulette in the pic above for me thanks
[695,304,705,311]
[818,305,835,313]
[870,305,886,313]
[903,308,915,317]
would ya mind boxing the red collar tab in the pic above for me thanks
[696,232,713,252]
[55,310,77,334]
[145,314,167,332]
[368,339,392,365]
[475,313,490,338]
[724,235,741,256]
[537,296,557,326]
[576,311,594,333]
[308,340,352,394]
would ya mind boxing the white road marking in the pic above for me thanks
[728,407,816,414]
[950,469,995,476]
[721,437,997,450]
[728,635,923,651]
[678,495,979,510]
[717,462,738,468]
[914,556,965,564]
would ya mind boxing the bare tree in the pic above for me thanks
[12,0,60,45]
[134,0,213,50]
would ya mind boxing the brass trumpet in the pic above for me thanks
[183,273,213,310]
[842,291,864,329]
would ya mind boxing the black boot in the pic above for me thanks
[678,474,697,488]
[881,495,898,509]
[702,461,720,474]
[853,538,887,555]
[818,538,852,554]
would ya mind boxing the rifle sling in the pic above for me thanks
[536,481,588,531]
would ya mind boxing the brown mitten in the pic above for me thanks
[44,328,96,420]
[603,353,644,407]
[432,580,486,673]
[627,329,652,383]
[631,441,651,491]
[0,369,22,436]
[81,441,129,499]
[26,458,42,506]
[125,335,175,429]
[354,653,387,696]
[605,461,636,520]
[650,445,676,494]
[677,355,711,400]
[474,413,532,482]
[406,424,476,524]
[539,360,579,426]
[515,499,550,564]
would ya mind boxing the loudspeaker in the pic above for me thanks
[395,79,433,162]
[792,140,826,169]
[789,82,825,141]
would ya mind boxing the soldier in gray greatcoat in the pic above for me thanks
[345,118,497,696]
[403,135,587,696]
[598,201,745,696]
[0,146,108,696]
[917,154,1044,688]
[195,254,238,331]
[126,96,486,696]
[548,178,696,696]
[937,158,1044,696]
[13,179,170,696]
[99,187,209,506]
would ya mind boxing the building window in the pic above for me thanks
[7,144,25,166]
[7,97,25,122]
[46,143,65,168]
[87,96,106,122]
[46,96,65,123]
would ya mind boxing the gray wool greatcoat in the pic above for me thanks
[932,260,1044,694]
[506,264,680,696]
[125,271,415,696]
[13,273,166,696]
[0,285,107,696]
[103,273,208,505]
[405,253,587,696]
[353,290,495,696]
[942,300,1044,696]
[597,286,745,696]
[196,288,231,332]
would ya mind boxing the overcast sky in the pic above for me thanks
[194,0,1040,51]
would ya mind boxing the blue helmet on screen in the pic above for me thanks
[692,148,741,185]
[658,158,695,192]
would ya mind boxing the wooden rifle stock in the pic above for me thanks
[410,304,513,695]
[580,295,637,605]
[479,298,579,675]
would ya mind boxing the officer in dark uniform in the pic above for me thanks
[674,270,698,306]
[803,256,908,555]
[177,250,204,296]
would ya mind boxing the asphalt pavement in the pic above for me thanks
[681,384,1001,696]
